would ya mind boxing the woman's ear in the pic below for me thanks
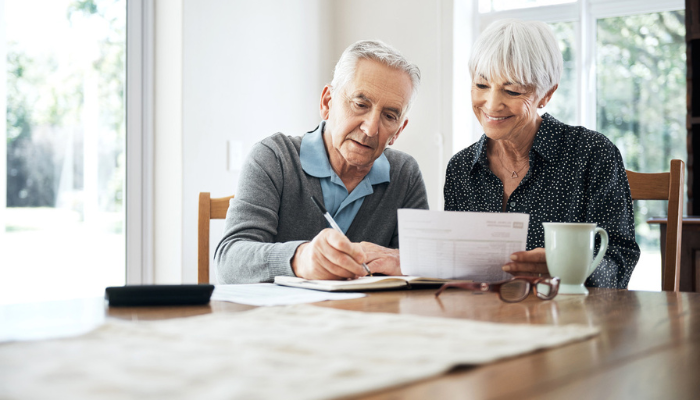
[539,84,559,108]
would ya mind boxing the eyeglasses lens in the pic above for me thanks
[535,281,558,300]
[500,280,530,302]
[536,282,552,297]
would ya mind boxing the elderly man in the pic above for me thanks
[215,40,429,284]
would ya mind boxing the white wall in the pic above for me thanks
[332,0,454,211]
[181,0,333,282]
[175,0,456,283]
[154,0,183,283]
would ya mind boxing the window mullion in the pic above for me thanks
[126,0,155,284]
[580,0,597,129]
[0,1,6,235]
[589,0,684,19]
[480,3,578,26]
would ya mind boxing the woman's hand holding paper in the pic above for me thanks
[502,248,550,278]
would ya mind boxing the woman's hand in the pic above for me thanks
[502,247,550,277]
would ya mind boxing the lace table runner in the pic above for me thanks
[0,305,598,399]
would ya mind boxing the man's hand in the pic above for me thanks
[291,229,368,280]
[360,242,402,276]
[502,247,550,277]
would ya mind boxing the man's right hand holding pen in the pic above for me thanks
[291,229,369,280]
[291,230,404,280]
[292,196,403,280]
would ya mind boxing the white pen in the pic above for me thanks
[310,196,372,276]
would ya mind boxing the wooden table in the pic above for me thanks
[2,288,700,399]
[648,217,700,292]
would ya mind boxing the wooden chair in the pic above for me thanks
[198,192,235,284]
[626,159,684,291]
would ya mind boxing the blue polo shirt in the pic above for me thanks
[300,122,391,234]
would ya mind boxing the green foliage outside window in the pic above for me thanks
[5,0,125,215]
[597,11,686,250]
[547,21,576,126]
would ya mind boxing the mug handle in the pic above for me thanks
[587,227,609,277]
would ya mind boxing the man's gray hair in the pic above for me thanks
[469,19,563,98]
[330,39,421,112]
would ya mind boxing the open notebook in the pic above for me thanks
[274,275,461,292]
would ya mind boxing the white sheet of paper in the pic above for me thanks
[399,209,530,281]
[211,283,365,306]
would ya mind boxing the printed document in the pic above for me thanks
[398,209,530,281]
[212,284,365,306]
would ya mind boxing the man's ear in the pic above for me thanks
[320,85,333,120]
[388,118,409,146]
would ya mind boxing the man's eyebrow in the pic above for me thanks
[384,106,402,117]
[351,93,373,103]
[352,92,403,117]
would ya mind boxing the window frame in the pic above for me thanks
[0,2,6,235]
[126,0,155,284]
[0,0,152,286]
[457,0,684,149]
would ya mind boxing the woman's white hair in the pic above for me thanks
[330,39,421,112]
[470,19,563,98]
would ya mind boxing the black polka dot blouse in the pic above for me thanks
[444,113,640,289]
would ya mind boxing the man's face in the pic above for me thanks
[320,59,412,173]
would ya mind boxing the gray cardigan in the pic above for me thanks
[214,130,429,284]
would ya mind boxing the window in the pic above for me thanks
[596,11,686,255]
[465,0,686,291]
[546,21,577,124]
[1,0,127,303]
[479,0,577,13]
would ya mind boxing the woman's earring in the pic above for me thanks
[538,104,544,108]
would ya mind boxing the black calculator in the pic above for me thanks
[105,284,215,306]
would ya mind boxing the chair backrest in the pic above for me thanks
[625,159,684,292]
[198,192,235,284]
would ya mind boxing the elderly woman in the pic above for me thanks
[444,19,640,289]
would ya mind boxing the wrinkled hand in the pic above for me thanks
[360,242,402,276]
[502,247,550,277]
[291,229,368,280]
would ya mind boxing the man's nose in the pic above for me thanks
[360,110,381,137]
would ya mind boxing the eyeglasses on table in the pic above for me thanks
[434,276,560,303]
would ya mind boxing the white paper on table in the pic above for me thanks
[398,209,530,281]
[211,283,365,306]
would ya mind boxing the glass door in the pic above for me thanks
[1,0,126,303]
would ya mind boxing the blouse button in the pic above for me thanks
[510,202,516,207]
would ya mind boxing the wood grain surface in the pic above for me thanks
[3,288,699,399]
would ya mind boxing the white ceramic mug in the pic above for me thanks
[543,223,609,295]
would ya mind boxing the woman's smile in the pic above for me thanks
[482,111,512,122]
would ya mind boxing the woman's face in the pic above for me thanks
[471,75,546,143]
